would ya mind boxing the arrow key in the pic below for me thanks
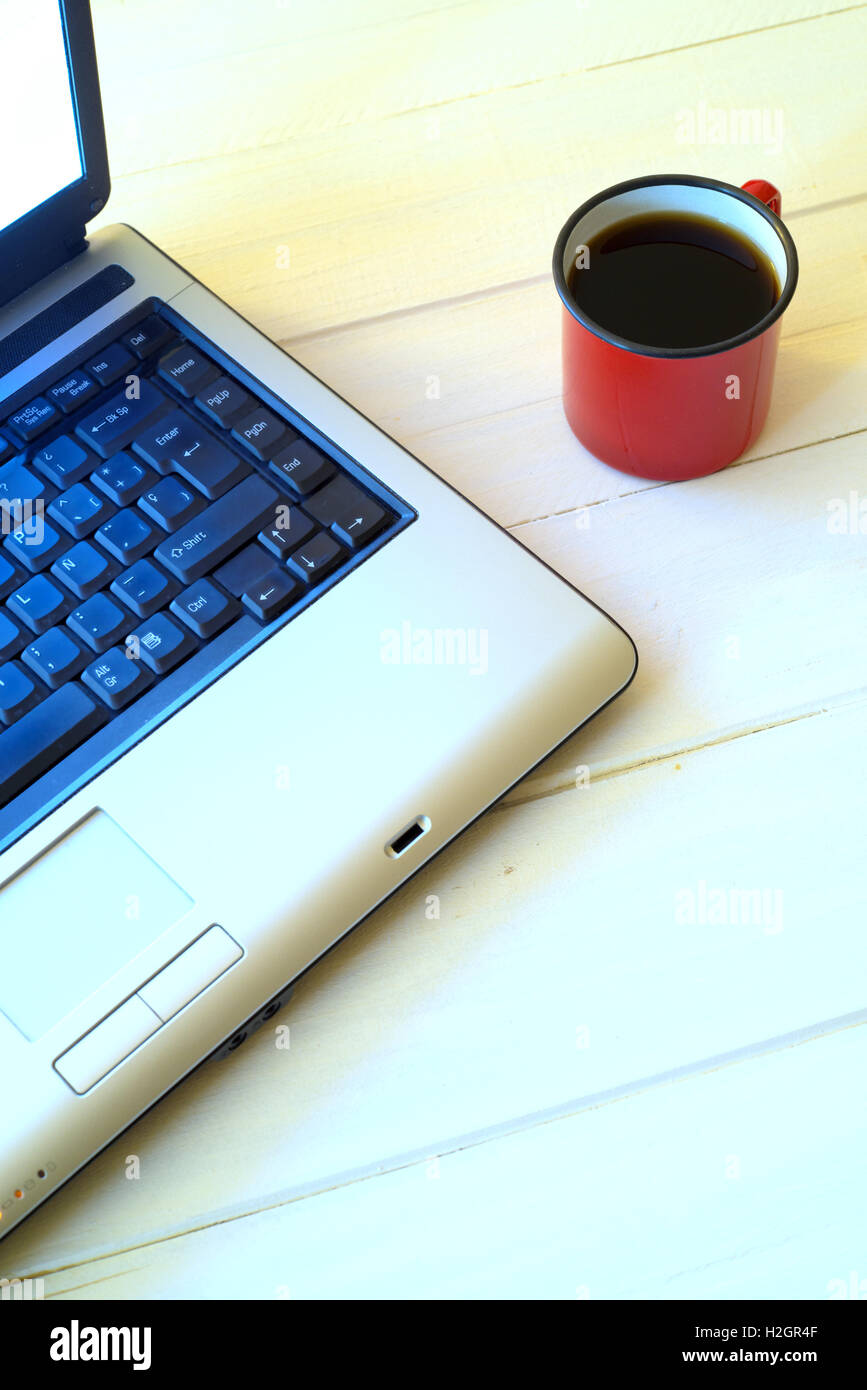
[286,531,344,584]
[302,476,388,548]
[258,504,315,558]
[332,502,386,549]
[241,570,299,623]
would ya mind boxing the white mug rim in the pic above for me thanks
[552,173,798,359]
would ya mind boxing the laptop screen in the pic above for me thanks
[0,0,84,237]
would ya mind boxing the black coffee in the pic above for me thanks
[566,211,779,350]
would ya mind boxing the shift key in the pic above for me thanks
[154,475,280,583]
[76,378,167,459]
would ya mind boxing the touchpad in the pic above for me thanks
[0,810,193,1041]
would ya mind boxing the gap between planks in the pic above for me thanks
[282,191,867,348]
[500,686,867,810]
[495,426,867,530]
[31,1006,867,1289]
[586,2,867,71]
[105,6,867,180]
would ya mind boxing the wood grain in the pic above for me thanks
[5,0,863,1295]
[41,1020,867,1298]
[9,695,866,1275]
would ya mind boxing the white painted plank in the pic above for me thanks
[43,1021,867,1298]
[6,695,865,1270]
[499,430,867,796]
[93,10,867,336]
[4,0,859,1300]
[91,1,853,170]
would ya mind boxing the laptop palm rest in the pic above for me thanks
[0,810,193,1041]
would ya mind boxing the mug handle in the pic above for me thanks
[741,179,782,216]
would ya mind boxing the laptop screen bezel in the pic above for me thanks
[0,1,110,309]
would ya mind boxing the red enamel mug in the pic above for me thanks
[553,174,799,482]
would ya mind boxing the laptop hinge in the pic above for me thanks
[65,229,89,259]
[0,226,89,313]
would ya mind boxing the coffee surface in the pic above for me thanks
[567,211,780,350]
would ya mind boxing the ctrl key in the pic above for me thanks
[170,579,237,639]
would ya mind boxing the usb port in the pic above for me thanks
[385,816,431,858]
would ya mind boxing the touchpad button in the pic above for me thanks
[139,926,242,1022]
[0,810,193,1040]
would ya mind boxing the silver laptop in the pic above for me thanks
[0,1,636,1241]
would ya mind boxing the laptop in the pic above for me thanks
[0,1,637,1242]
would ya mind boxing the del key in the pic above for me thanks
[154,474,280,583]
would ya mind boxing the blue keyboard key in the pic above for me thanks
[75,377,167,459]
[84,342,136,388]
[94,508,154,563]
[121,316,175,361]
[138,475,204,530]
[32,435,92,488]
[49,482,112,539]
[127,612,196,675]
[0,661,41,725]
[0,611,23,660]
[3,518,66,574]
[7,574,69,634]
[5,396,59,443]
[91,450,155,506]
[67,593,131,653]
[170,578,237,639]
[0,682,106,805]
[22,626,87,690]
[0,459,51,508]
[214,542,274,597]
[82,645,153,710]
[241,569,298,623]
[47,369,99,415]
[51,540,113,600]
[154,474,279,583]
[173,437,249,500]
[111,558,175,618]
[0,553,21,599]
[131,409,195,474]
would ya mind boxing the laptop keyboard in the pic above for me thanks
[0,303,413,848]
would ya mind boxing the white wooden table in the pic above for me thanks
[6,0,866,1298]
